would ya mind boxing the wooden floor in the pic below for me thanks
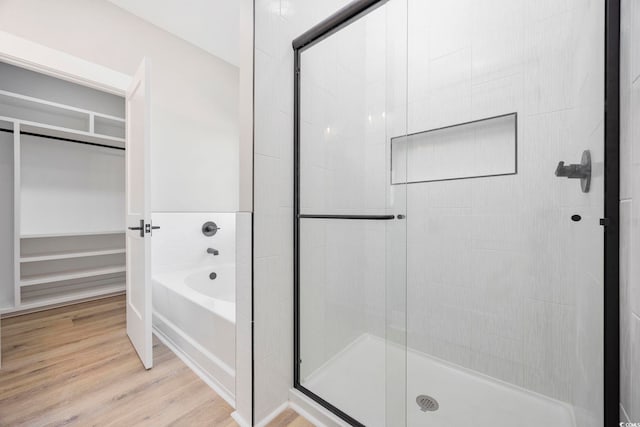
[0,295,312,427]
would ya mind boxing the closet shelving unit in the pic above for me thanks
[0,89,127,314]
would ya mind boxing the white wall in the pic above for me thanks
[620,0,640,422]
[0,0,240,213]
[106,0,240,67]
[20,136,125,236]
[0,61,125,117]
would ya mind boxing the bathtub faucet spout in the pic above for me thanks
[207,248,219,256]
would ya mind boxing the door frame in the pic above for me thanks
[604,0,621,424]
[290,1,621,426]
[0,31,130,96]
[0,32,137,347]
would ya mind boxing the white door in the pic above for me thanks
[125,59,152,369]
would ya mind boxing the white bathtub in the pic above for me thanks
[186,266,235,306]
[152,264,236,402]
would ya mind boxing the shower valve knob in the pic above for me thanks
[554,150,591,193]
[202,221,221,236]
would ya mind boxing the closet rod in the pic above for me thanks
[0,127,125,151]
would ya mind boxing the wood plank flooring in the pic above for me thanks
[267,409,314,427]
[0,295,312,427]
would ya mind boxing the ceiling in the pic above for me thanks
[107,0,240,66]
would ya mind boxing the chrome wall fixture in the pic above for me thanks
[555,150,592,193]
[202,221,220,236]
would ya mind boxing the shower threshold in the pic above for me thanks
[301,334,575,427]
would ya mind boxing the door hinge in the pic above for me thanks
[599,217,610,227]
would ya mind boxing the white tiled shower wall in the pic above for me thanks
[403,6,604,427]
[253,0,352,421]
[256,0,606,425]
[620,0,640,422]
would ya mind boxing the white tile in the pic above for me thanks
[254,154,285,214]
[621,201,633,414]
[470,352,524,386]
[632,0,640,82]
[425,0,472,60]
[522,299,575,402]
[253,212,285,259]
[471,26,524,85]
[471,73,524,119]
[572,274,604,423]
[620,81,632,199]
[523,10,582,115]
[633,81,640,166]
[631,314,640,421]
[621,0,633,200]
[254,49,278,154]
[632,165,640,315]
[254,0,286,58]
[428,48,472,91]
[151,212,236,269]
[253,352,293,421]
[523,0,577,24]
[235,213,253,421]
[424,337,473,368]
[472,0,525,32]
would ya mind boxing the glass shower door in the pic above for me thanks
[295,1,408,425]
[295,0,609,426]
[402,1,605,426]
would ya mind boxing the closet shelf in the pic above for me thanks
[0,89,124,122]
[20,265,126,287]
[18,282,125,310]
[21,230,125,239]
[20,248,125,263]
[0,116,125,149]
[21,122,125,147]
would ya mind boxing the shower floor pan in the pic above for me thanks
[302,334,575,427]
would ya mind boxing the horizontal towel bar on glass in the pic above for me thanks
[298,214,396,220]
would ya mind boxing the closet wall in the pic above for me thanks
[0,62,126,313]
[20,136,124,236]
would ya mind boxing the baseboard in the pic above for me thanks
[152,325,235,408]
[1,291,125,318]
[231,411,251,427]
[254,402,289,427]
[288,389,350,427]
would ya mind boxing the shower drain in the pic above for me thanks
[416,395,439,412]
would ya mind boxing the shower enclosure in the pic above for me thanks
[293,0,619,426]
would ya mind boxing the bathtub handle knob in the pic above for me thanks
[202,221,220,236]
